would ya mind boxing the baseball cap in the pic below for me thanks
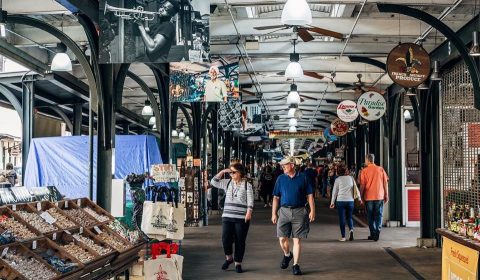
[279,157,295,165]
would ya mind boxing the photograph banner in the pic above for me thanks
[99,0,210,64]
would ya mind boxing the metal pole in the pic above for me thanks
[21,78,34,186]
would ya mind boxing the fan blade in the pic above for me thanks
[263,27,290,36]
[362,86,386,95]
[306,26,343,39]
[253,25,286,30]
[276,71,286,76]
[303,71,325,80]
[335,83,354,88]
[297,28,314,42]
[300,95,317,101]
[240,89,256,96]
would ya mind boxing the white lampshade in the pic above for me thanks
[289,126,297,133]
[141,100,153,116]
[287,90,301,105]
[51,52,72,72]
[288,108,296,118]
[152,123,156,129]
[0,23,6,38]
[289,118,298,127]
[172,130,178,137]
[149,116,156,126]
[285,61,303,79]
[281,0,312,26]
[185,135,190,141]
[404,110,412,121]
[179,131,186,139]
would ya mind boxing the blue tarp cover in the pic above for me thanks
[24,135,162,199]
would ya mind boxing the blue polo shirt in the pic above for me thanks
[273,172,314,207]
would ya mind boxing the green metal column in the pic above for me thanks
[73,103,83,136]
[211,105,219,210]
[21,80,34,185]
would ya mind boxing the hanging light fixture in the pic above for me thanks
[405,88,416,96]
[51,43,72,72]
[417,81,429,90]
[289,126,297,133]
[179,129,186,139]
[281,0,312,26]
[404,109,412,121]
[469,31,480,56]
[285,53,303,79]
[149,116,156,126]
[152,123,156,129]
[0,8,7,38]
[141,100,153,116]
[287,84,301,105]
[185,135,190,141]
[172,130,178,137]
[430,60,442,81]
[289,118,298,127]
[287,108,296,118]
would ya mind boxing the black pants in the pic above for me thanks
[222,219,250,262]
[261,192,272,204]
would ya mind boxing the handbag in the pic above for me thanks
[351,176,361,201]
[144,254,184,280]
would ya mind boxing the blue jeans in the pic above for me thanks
[365,200,384,237]
[336,201,354,238]
[322,179,328,197]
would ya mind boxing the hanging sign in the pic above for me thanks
[337,100,359,122]
[357,91,387,121]
[386,43,431,88]
[331,118,349,136]
[151,164,178,183]
[268,130,323,139]
[323,128,338,142]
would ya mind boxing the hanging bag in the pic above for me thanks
[141,188,171,238]
[144,254,184,280]
[351,176,361,201]
[166,189,185,240]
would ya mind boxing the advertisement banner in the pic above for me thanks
[442,237,479,280]
[331,118,349,136]
[386,43,431,88]
[337,100,359,123]
[357,91,387,121]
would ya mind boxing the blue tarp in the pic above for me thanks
[24,135,162,199]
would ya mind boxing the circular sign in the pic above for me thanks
[386,43,431,88]
[337,100,359,122]
[356,91,387,121]
[331,118,349,136]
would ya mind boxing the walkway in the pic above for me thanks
[182,199,441,279]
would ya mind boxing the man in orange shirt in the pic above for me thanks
[359,154,389,241]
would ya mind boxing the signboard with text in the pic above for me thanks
[387,43,431,88]
[442,237,479,280]
[151,164,178,183]
[357,92,387,121]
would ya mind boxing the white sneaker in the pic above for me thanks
[338,237,346,242]
[264,204,268,208]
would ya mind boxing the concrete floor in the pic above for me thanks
[181,198,441,280]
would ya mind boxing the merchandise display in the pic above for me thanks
[0,215,37,240]
[61,243,96,264]
[44,208,76,229]
[96,230,132,252]
[83,207,110,222]
[72,233,114,256]
[63,208,97,227]
[16,210,58,233]
[446,203,480,239]
[0,230,15,245]
[2,246,59,280]
[0,188,16,205]
[108,219,141,244]
[10,187,34,203]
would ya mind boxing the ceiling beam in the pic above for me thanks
[212,0,459,5]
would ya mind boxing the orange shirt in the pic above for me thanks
[359,163,389,201]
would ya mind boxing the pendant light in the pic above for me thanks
[285,40,303,79]
[469,31,480,56]
[141,100,153,116]
[289,118,298,127]
[430,60,442,81]
[287,84,301,105]
[51,43,72,72]
[288,108,296,118]
[404,109,412,121]
[149,116,156,126]
[0,8,6,38]
[289,126,297,133]
[179,129,186,139]
[281,0,312,26]
[172,130,178,137]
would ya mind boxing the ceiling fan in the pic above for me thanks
[336,74,385,95]
[254,24,343,42]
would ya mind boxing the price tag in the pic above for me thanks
[64,200,68,208]
[94,226,102,234]
[37,202,41,211]
[1,247,8,257]
[65,230,71,235]
[40,212,56,225]
[32,240,37,250]
[52,233,57,240]
[77,199,81,206]
[12,205,16,211]
[79,227,83,234]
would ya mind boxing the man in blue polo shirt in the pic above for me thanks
[271,157,315,276]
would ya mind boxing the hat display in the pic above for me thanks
[279,157,295,165]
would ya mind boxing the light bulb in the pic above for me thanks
[281,0,312,26]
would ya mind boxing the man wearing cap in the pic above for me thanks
[136,0,180,62]
[204,65,228,102]
[271,157,315,276]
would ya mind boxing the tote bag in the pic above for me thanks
[144,254,184,280]
[141,200,170,236]
[166,203,185,240]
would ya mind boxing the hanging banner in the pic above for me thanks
[337,100,359,122]
[357,91,387,121]
[386,43,431,88]
[331,118,349,136]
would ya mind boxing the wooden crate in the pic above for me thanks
[72,198,115,224]
[27,201,79,231]
[0,257,24,280]
[23,237,85,280]
[9,203,59,234]
[0,243,61,280]
[0,206,43,242]
[54,200,99,227]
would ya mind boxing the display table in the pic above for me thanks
[436,228,480,279]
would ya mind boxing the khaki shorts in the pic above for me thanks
[277,207,310,239]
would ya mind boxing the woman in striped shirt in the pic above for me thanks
[210,162,254,273]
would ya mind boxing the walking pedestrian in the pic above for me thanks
[330,165,362,241]
[210,162,254,273]
[359,154,389,241]
[259,165,275,207]
[271,157,315,276]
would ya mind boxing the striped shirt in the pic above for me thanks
[211,177,254,220]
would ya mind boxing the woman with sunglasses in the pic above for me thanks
[210,162,254,273]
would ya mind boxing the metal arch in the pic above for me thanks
[150,65,171,160]
[127,71,161,134]
[114,64,130,111]
[377,3,480,110]
[49,105,73,133]
[0,83,22,122]
[408,95,420,128]
[7,15,99,114]
[177,103,193,137]
[201,104,215,133]
[348,56,387,71]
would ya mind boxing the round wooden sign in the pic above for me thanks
[331,118,349,137]
[386,43,431,88]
